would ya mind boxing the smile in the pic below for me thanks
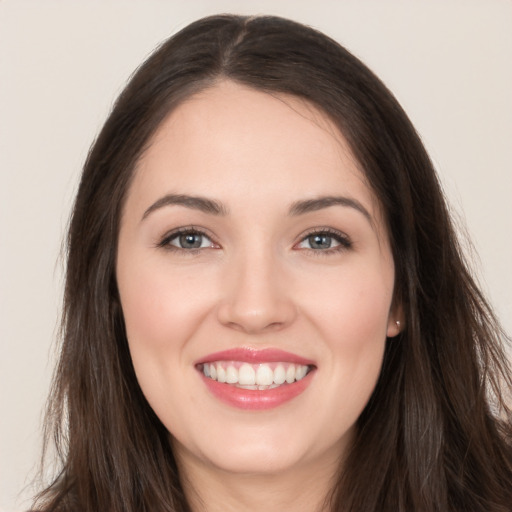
[201,361,311,389]
[196,348,316,410]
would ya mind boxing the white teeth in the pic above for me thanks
[239,364,256,385]
[296,365,308,381]
[202,362,310,388]
[273,364,286,385]
[285,365,296,384]
[226,365,238,384]
[217,365,226,383]
[256,364,274,386]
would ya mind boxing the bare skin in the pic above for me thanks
[117,81,401,511]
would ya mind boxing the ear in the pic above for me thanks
[386,303,404,338]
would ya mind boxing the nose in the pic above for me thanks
[216,250,297,334]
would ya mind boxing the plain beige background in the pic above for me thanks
[1,1,511,510]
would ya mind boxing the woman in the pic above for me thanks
[34,14,512,512]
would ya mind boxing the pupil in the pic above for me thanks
[310,234,331,249]
[180,233,202,248]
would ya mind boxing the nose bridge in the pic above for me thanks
[217,241,295,333]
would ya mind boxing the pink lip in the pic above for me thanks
[196,348,316,411]
[200,371,315,410]
[196,347,315,366]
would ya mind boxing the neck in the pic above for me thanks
[176,447,341,512]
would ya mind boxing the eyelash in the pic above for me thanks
[295,227,352,255]
[157,226,218,254]
[157,226,352,255]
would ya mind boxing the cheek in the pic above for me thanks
[302,261,393,406]
[308,261,394,342]
[117,262,210,421]
[117,258,225,420]
[119,260,213,354]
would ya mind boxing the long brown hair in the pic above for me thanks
[35,14,512,512]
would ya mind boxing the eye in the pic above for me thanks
[300,233,338,250]
[295,229,351,252]
[172,232,211,249]
[159,228,217,251]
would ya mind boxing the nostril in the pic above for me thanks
[216,300,293,332]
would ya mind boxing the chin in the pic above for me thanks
[203,443,310,476]
[172,418,351,478]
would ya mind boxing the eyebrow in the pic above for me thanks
[288,196,373,224]
[142,193,372,225]
[142,194,228,220]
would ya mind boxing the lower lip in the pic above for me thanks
[199,370,314,410]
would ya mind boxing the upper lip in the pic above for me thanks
[196,348,315,366]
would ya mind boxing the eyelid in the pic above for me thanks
[156,225,351,253]
[157,225,220,250]
[293,227,352,251]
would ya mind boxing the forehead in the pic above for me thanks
[129,80,380,220]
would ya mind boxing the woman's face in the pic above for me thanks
[117,81,400,479]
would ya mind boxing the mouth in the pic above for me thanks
[195,348,316,410]
[199,361,312,390]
